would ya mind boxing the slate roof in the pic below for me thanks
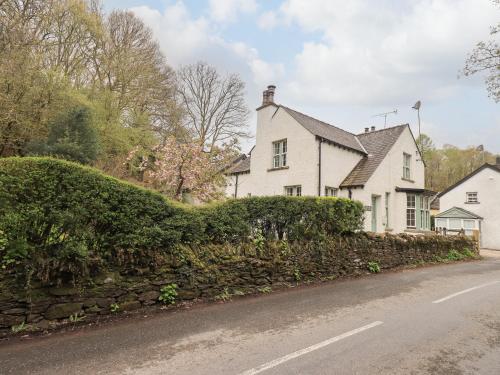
[227,155,250,174]
[281,106,366,154]
[435,206,483,220]
[227,107,411,183]
[340,125,408,188]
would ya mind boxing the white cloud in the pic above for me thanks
[279,0,499,106]
[130,3,211,66]
[129,2,282,106]
[208,0,257,23]
[257,10,278,30]
[229,42,285,86]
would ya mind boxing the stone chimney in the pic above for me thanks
[364,127,369,133]
[267,85,276,104]
[261,85,276,106]
[371,126,376,132]
[262,90,269,106]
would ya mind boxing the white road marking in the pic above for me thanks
[238,321,383,375]
[432,281,500,304]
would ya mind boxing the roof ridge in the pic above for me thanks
[357,124,408,136]
[281,105,358,137]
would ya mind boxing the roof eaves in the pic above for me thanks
[339,183,364,189]
[317,136,368,155]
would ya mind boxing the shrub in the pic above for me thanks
[0,157,202,285]
[201,196,364,242]
[367,261,381,273]
[159,284,178,305]
[0,157,364,286]
[446,249,465,261]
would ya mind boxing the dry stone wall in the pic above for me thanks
[0,233,477,335]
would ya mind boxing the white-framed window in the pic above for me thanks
[406,193,416,228]
[436,218,446,228]
[419,196,424,228]
[325,186,338,197]
[403,153,412,180]
[463,219,475,235]
[272,139,287,168]
[466,192,478,203]
[449,218,461,230]
[285,185,301,196]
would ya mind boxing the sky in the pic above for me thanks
[103,0,500,153]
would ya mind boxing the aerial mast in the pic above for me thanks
[372,109,398,128]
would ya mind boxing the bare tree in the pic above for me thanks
[177,62,250,151]
[463,0,500,102]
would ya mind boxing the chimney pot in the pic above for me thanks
[267,85,275,104]
[371,126,376,132]
[364,127,369,133]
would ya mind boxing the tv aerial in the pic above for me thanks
[372,109,398,128]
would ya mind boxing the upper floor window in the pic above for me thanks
[325,186,338,197]
[403,153,412,180]
[466,192,478,203]
[285,185,301,196]
[273,139,287,168]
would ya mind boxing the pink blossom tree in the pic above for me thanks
[127,137,237,202]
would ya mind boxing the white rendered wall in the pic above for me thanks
[241,105,319,196]
[349,127,425,233]
[439,167,500,250]
[320,142,363,195]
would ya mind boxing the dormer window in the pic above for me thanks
[272,139,287,168]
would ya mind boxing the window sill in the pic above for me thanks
[401,177,415,183]
[267,166,289,172]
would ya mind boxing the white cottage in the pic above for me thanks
[226,85,432,234]
[438,160,500,250]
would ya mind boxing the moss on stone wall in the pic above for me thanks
[0,233,477,335]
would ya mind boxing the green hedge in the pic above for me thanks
[0,157,363,284]
[201,196,364,242]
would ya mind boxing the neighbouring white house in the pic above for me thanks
[437,160,500,250]
[226,85,433,234]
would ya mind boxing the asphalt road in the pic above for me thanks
[2,250,500,375]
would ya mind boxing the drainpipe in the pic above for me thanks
[318,138,322,196]
[234,174,239,198]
